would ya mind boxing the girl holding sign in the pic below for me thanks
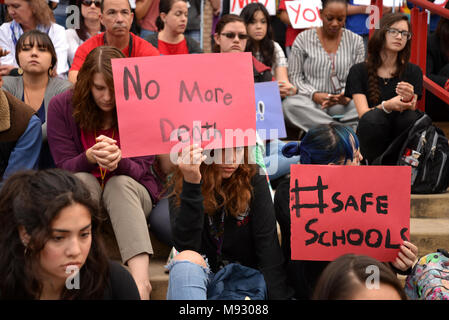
[166,146,294,300]
[345,12,422,164]
[282,0,364,133]
[274,123,418,299]
[144,0,203,55]
[0,169,140,299]
[47,46,168,300]
[240,3,296,98]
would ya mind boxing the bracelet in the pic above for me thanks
[401,96,413,103]
[381,101,392,114]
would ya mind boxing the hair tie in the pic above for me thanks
[282,141,300,158]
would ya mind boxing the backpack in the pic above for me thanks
[373,112,449,194]
[404,249,449,300]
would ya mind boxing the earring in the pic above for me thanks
[22,241,29,255]
[17,67,23,75]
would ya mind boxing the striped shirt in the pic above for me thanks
[288,28,365,99]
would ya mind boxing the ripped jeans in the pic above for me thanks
[166,260,211,300]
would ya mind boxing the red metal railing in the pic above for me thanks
[368,0,449,111]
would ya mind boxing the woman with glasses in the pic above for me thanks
[66,0,104,66]
[345,13,423,165]
[282,0,364,136]
[0,0,69,77]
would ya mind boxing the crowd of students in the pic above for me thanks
[0,0,446,300]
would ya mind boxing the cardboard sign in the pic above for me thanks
[230,0,276,15]
[434,0,449,6]
[353,0,404,6]
[255,81,286,140]
[289,165,411,262]
[112,53,256,157]
[286,0,322,29]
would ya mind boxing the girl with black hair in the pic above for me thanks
[240,3,295,98]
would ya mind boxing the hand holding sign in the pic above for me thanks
[230,0,276,15]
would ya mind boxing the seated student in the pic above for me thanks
[345,12,422,165]
[47,46,165,300]
[2,31,72,169]
[282,0,364,134]
[426,0,449,121]
[0,0,69,77]
[0,78,41,188]
[277,0,304,58]
[274,122,418,299]
[68,0,159,83]
[313,254,408,300]
[144,0,202,54]
[66,0,104,66]
[240,3,294,99]
[0,169,140,300]
[166,145,294,300]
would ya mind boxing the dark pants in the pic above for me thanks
[357,108,419,164]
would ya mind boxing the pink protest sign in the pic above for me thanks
[112,52,256,157]
[290,165,411,262]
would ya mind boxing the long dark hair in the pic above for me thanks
[240,3,274,67]
[75,0,105,42]
[435,0,449,59]
[0,169,109,299]
[366,13,412,106]
[213,14,245,53]
[312,254,408,300]
[72,46,125,131]
[282,123,359,165]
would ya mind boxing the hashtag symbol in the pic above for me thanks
[290,176,329,218]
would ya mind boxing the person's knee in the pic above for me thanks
[173,250,207,269]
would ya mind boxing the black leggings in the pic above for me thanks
[356,108,419,164]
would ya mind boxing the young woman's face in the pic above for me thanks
[17,40,53,75]
[320,2,346,37]
[5,0,34,26]
[81,0,101,21]
[215,21,248,53]
[38,203,92,287]
[216,147,245,179]
[383,20,410,53]
[163,0,188,34]
[91,72,115,114]
[246,10,267,42]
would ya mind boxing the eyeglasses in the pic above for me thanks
[82,0,101,7]
[386,28,412,40]
[220,32,249,40]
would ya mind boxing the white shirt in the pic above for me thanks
[0,22,69,77]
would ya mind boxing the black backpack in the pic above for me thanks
[373,112,449,194]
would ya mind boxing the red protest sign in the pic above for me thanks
[111,53,256,158]
[289,165,411,262]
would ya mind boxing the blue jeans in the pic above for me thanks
[166,260,211,300]
[264,140,300,180]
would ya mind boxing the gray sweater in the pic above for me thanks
[2,76,72,141]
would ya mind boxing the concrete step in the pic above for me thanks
[411,191,449,219]
[149,257,169,300]
[434,122,449,138]
[410,218,449,257]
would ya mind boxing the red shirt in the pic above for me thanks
[70,32,160,72]
[279,0,305,47]
[158,39,189,55]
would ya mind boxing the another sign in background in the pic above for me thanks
[353,0,404,6]
[112,52,256,157]
[230,0,276,15]
[255,81,286,140]
[289,165,411,262]
[286,0,322,29]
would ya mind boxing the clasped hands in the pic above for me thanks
[313,92,351,109]
[86,135,122,172]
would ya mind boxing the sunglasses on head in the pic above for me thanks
[82,0,101,7]
[220,32,249,40]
